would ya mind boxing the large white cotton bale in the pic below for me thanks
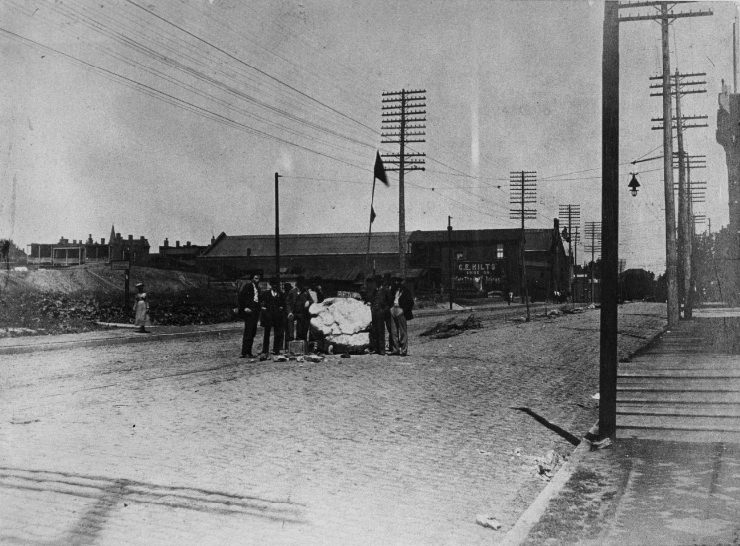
[309,297,371,336]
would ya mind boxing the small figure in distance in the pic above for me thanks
[133,282,150,333]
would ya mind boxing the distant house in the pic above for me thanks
[28,236,107,268]
[27,226,150,268]
[151,237,211,270]
[108,226,150,265]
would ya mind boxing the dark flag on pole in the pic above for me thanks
[374,151,389,186]
[370,206,377,224]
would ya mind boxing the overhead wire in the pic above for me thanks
[0,25,371,172]
[7,0,709,257]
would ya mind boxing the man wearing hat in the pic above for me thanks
[132,282,150,333]
[260,277,285,357]
[366,274,390,355]
[237,273,261,358]
[389,276,414,356]
[293,276,312,343]
[381,273,394,353]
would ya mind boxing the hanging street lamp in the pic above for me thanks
[628,172,641,197]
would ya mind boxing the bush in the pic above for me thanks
[0,287,238,335]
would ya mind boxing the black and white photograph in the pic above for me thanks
[1,1,739,544]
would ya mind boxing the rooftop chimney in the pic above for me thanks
[164,238,169,247]
[176,240,180,248]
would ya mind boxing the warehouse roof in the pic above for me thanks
[409,228,558,252]
[202,232,401,258]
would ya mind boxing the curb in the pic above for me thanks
[619,323,670,362]
[0,326,242,355]
[500,423,599,546]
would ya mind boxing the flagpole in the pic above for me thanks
[366,176,377,275]
[368,151,388,277]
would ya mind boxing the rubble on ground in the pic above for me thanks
[513,448,566,481]
[475,515,502,530]
[420,313,482,338]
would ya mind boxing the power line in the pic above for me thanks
[124,0,380,137]
[0,26,370,172]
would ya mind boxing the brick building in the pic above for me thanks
[28,235,109,268]
[27,226,150,268]
[108,225,150,265]
[151,237,212,270]
[408,219,569,300]
[198,221,569,300]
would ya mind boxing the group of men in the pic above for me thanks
[364,274,414,356]
[236,272,415,359]
[237,274,323,358]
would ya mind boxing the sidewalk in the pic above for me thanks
[505,312,740,545]
[0,299,540,356]
[0,322,243,355]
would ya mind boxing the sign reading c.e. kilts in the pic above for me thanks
[455,261,506,288]
[456,261,500,277]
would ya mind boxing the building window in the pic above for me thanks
[496,244,504,259]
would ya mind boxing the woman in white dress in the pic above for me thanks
[133,282,150,333]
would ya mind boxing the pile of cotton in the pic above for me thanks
[309,297,371,353]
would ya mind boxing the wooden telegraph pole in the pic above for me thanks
[381,90,426,279]
[448,216,453,310]
[651,72,708,319]
[600,0,619,440]
[559,204,581,301]
[618,2,712,328]
[509,170,536,321]
[274,172,281,286]
[585,222,602,304]
[601,0,713,441]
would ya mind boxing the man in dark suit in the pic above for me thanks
[293,276,313,342]
[260,277,285,356]
[284,281,299,345]
[381,273,394,353]
[389,276,414,356]
[238,273,261,358]
[366,275,390,355]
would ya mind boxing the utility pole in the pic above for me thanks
[573,225,580,281]
[448,216,453,310]
[381,89,426,279]
[600,0,619,440]
[275,172,281,286]
[685,157,707,317]
[510,171,536,321]
[559,204,581,302]
[651,71,708,320]
[585,221,602,305]
[673,154,708,318]
[619,2,713,328]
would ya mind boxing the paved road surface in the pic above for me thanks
[0,303,666,545]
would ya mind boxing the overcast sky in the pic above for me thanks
[0,0,736,272]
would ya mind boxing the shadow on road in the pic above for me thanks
[0,466,306,544]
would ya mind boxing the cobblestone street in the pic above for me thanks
[0,303,666,545]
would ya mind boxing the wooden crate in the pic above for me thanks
[288,340,307,356]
